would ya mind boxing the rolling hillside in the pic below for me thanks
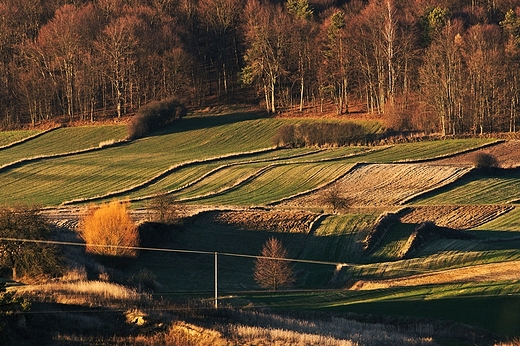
[2,110,520,343]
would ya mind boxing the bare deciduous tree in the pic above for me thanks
[321,185,349,213]
[254,237,294,291]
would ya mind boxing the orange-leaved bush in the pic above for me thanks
[80,201,139,257]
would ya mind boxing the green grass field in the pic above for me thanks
[0,129,41,147]
[411,171,520,205]
[2,110,520,340]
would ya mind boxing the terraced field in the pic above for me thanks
[410,171,520,205]
[0,125,127,167]
[3,110,520,339]
[0,129,41,147]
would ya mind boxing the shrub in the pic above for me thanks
[0,205,62,280]
[147,194,185,224]
[273,124,297,147]
[472,152,499,169]
[127,98,187,139]
[80,201,139,257]
[0,281,30,344]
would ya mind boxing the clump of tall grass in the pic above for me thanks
[231,324,359,345]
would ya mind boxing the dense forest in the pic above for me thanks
[0,0,519,135]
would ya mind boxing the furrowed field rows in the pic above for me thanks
[347,249,520,281]
[283,164,472,208]
[0,116,295,205]
[400,205,514,229]
[127,147,375,202]
[410,172,520,205]
[298,214,378,263]
[187,162,357,206]
[126,147,368,200]
[0,129,41,147]
[0,125,127,167]
[175,164,271,201]
[475,207,520,231]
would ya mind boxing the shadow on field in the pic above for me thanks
[326,294,520,340]
[151,110,270,136]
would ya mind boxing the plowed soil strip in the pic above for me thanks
[399,205,514,229]
[283,164,471,208]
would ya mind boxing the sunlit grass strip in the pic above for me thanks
[346,249,520,280]
[353,260,520,290]
[298,214,377,263]
[0,125,127,167]
[411,174,520,205]
[395,139,504,163]
[223,281,520,313]
[474,207,520,231]
[189,162,356,206]
[356,138,498,163]
[0,128,48,148]
[11,280,147,304]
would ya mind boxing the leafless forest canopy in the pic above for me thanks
[0,0,519,135]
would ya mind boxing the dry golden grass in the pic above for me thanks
[10,280,146,306]
[352,261,520,290]
[231,324,359,345]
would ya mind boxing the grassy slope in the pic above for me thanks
[0,129,41,147]
[411,170,520,205]
[0,125,127,166]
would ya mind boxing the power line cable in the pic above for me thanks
[0,237,350,267]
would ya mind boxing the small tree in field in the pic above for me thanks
[80,201,139,257]
[254,237,295,291]
[321,185,349,213]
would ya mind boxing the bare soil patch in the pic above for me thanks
[351,260,520,290]
[399,205,514,230]
[435,140,520,168]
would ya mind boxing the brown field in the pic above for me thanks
[399,205,514,229]
[282,163,471,208]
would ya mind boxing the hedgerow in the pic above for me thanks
[273,122,371,148]
[127,99,187,140]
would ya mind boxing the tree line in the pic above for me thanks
[0,0,519,135]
